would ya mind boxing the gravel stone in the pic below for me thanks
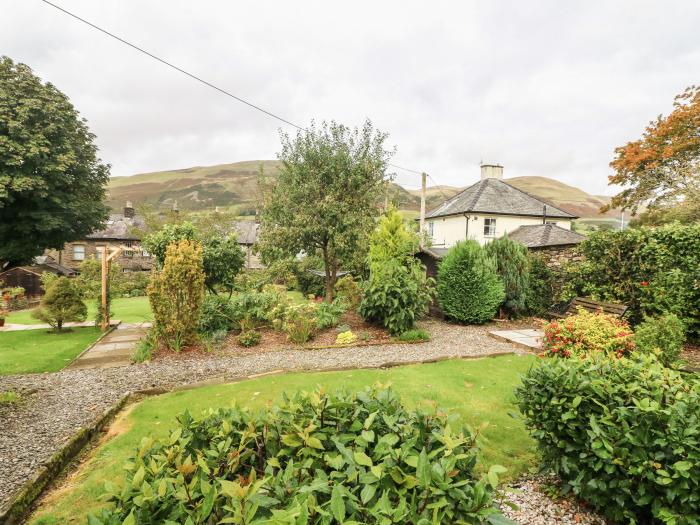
[502,476,609,525]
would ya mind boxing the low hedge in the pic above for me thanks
[515,355,700,524]
[89,387,510,524]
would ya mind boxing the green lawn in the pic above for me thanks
[6,296,152,325]
[29,355,536,524]
[0,327,103,375]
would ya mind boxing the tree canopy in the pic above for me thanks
[607,85,700,214]
[258,120,394,301]
[0,56,110,268]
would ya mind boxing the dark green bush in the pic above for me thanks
[90,386,508,524]
[296,255,326,297]
[515,355,700,524]
[525,254,555,315]
[484,235,531,318]
[437,241,505,324]
[229,289,286,327]
[315,299,346,330]
[198,295,236,335]
[563,223,700,339]
[635,313,686,366]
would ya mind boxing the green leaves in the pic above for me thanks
[515,354,700,524]
[93,386,507,524]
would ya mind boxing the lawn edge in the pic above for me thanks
[10,350,525,524]
[0,392,131,525]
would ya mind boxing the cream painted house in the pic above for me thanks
[424,165,576,247]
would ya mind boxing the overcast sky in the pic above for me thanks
[3,1,699,194]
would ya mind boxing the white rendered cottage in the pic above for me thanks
[424,164,577,247]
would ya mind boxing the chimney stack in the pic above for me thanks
[480,164,504,180]
[123,201,135,219]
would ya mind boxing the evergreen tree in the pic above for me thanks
[484,235,531,318]
[32,277,87,331]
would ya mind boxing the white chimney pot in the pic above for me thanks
[480,164,504,180]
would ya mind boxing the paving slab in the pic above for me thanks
[65,323,148,370]
[488,329,543,351]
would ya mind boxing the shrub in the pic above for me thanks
[635,313,686,366]
[237,329,261,347]
[31,277,87,331]
[336,323,351,333]
[285,303,316,343]
[147,240,205,351]
[542,308,636,358]
[515,355,700,524]
[525,254,555,315]
[437,241,505,324]
[398,328,430,342]
[484,235,531,318]
[335,330,358,345]
[229,289,289,328]
[563,223,700,339]
[131,329,157,363]
[315,299,346,330]
[360,209,434,335]
[198,295,236,335]
[91,386,506,524]
[334,274,362,309]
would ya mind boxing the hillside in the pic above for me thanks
[107,161,614,218]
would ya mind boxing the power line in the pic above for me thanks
[39,0,435,183]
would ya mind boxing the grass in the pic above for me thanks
[29,355,536,524]
[0,327,103,375]
[6,296,152,325]
[0,390,21,404]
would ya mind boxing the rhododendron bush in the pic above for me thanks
[542,308,635,358]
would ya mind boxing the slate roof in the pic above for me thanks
[86,214,145,240]
[508,223,586,248]
[231,221,259,245]
[426,178,576,220]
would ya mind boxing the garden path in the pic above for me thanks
[66,323,150,370]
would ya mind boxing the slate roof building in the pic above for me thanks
[507,223,586,249]
[424,164,577,247]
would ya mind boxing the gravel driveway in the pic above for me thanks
[0,319,606,523]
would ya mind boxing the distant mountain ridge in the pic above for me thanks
[107,160,616,218]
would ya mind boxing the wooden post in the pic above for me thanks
[419,172,427,248]
[101,245,109,331]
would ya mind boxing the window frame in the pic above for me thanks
[72,244,85,261]
[483,218,497,237]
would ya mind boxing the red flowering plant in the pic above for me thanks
[542,308,636,358]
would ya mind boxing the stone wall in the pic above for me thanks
[45,241,154,272]
[531,244,583,270]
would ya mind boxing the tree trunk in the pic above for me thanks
[321,244,336,303]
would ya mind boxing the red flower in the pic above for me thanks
[640,281,649,287]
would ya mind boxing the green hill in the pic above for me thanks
[107,161,616,218]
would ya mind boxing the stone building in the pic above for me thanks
[507,223,586,269]
[45,202,154,273]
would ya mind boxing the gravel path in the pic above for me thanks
[502,476,609,525]
[0,319,606,524]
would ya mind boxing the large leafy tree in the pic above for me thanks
[258,120,393,301]
[0,56,110,268]
[607,85,700,214]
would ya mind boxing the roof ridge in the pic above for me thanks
[498,179,575,218]
[426,179,481,216]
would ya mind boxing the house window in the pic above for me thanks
[141,249,150,258]
[73,245,85,261]
[124,250,134,258]
[96,246,105,260]
[428,221,434,237]
[124,241,133,248]
[484,218,497,237]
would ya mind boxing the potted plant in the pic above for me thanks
[0,309,8,328]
